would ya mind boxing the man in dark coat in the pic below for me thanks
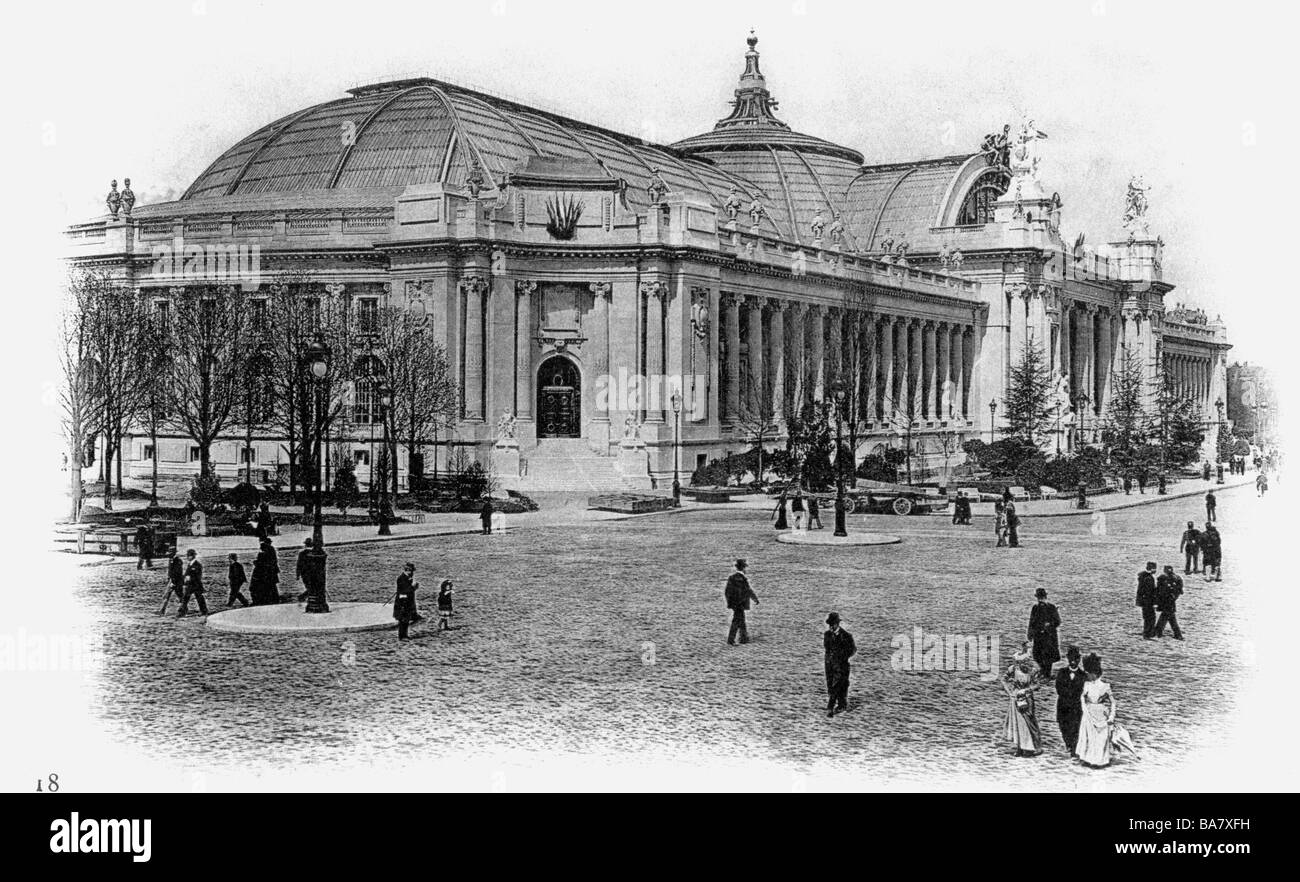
[724,559,759,645]
[255,503,276,539]
[1027,588,1060,678]
[823,612,856,717]
[159,546,185,615]
[177,549,209,617]
[226,553,250,607]
[295,538,313,601]
[393,562,419,640]
[1201,523,1222,582]
[1180,521,1201,574]
[1054,645,1087,752]
[135,522,155,569]
[1154,565,1184,640]
[480,498,493,534]
[249,539,280,605]
[1205,490,1217,522]
[1136,561,1158,638]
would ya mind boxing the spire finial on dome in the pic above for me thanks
[714,30,787,131]
[747,28,758,49]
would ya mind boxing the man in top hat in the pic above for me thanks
[823,612,856,717]
[1136,561,1158,638]
[1054,645,1087,752]
[177,549,209,617]
[1027,588,1061,678]
[723,559,759,645]
[1154,565,1185,640]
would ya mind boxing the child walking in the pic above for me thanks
[436,579,454,631]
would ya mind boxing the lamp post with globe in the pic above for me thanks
[670,389,683,507]
[304,332,331,614]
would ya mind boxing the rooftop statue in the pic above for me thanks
[980,124,1011,168]
[106,180,121,220]
[723,185,743,221]
[1122,175,1150,237]
[121,178,135,218]
[646,168,669,204]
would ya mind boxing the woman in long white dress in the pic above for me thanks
[1074,653,1138,767]
[1002,643,1042,756]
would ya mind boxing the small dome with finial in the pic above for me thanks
[746,29,758,49]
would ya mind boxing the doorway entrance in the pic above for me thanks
[537,356,581,438]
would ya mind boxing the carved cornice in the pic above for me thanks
[515,279,538,298]
[459,275,488,296]
[640,280,668,300]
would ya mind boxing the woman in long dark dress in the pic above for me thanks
[249,539,280,605]
[772,491,789,530]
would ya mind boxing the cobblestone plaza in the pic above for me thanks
[36,484,1274,790]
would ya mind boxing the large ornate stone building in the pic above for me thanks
[66,34,1230,491]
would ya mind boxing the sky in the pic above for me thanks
[3,0,1296,457]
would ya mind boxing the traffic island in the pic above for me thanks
[205,601,397,634]
[776,531,901,546]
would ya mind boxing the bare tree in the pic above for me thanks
[375,304,458,497]
[164,285,250,477]
[58,270,107,521]
[139,304,173,505]
[878,393,922,484]
[84,276,151,510]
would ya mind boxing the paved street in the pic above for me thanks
[44,481,1282,789]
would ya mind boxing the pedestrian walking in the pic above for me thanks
[1205,489,1217,522]
[295,538,313,602]
[772,491,789,530]
[135,521,155,570]
[226,553,250,607]
[723,558,759,645]
[807,494,823,529]
[1157,473,1167,495]
[1180,521,1201,574]
[823,612,856,717]
[1002,643,1042,757]
[393,563,419,640]
[177,549,209,617]
[159,546,185,615]
[254,502,276,539]
[1203,461,1212,482]
[1153,565,1184,640]
[1136,561,1158,638]
[480,498,494,534]
[1027,588,1061,679]
[249,538,281,605]
[436,579,454,631]
[1201,523,1222,582]
[791,488,806,531]
[994,501,1008,547]
[1005,499,1021,547]
[1055,645,1087,753]
[959,493,972,524]
[1122,474,1132,495]
[1257,472,1269,497]
[1136,471,1147,495]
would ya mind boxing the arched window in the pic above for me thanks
[956,170,1010,225]
[352,355,386,425]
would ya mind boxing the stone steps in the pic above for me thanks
[519,440,650,491]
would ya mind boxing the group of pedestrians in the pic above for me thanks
[771,488,823,531]
[1179,514,1223,582]
[1003,588,1138,767]
[993,490,1021,547]
[391,564,455,640]
[153,527,290,619]
[950,493,973,525]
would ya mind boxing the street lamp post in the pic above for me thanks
[377,381,394,536]
[832,381,848,537]
[988,398,997,444]
[304,332,331,614]
[670,390,682,507]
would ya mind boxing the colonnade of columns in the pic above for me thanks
[1163,351,1221,417]
[717,294,977,429]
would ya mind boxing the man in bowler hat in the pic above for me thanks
[1027,588,1060,678]
[1054,645,1086,752]
[824,612,856,717]
[1154,565,1185,640]
[723,559,759,645]
[1136,561,1158,638]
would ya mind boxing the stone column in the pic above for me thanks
[745,295,765,420]
[922,321,937,419]
[642,281,666,422]
[878,315,894,422]
[1007,286,1026,371]
[826,307,843,393]
[864,315,879,424]
[722,293,741,424]
[461,275,487,421]
[1097,309,1114,415]
[959,325,973,419]
[1059,300,1073,388]
[1071,303,1089,405]
[808,304,825,403]
[907,319,922,421]
[786,301,805,419]
[893,317,910,417]
[768,301,785,425]
[514,281,536,420]
[937,321,952,419]
[590,281,612,432]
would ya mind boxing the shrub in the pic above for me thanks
[856,454,898,483]
[225,481,261,510]
[334,460,360,515]
[690,457,730,487]
[457,461,488,500]
[189,473,224,513]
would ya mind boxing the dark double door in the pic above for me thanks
[537,356,580,438]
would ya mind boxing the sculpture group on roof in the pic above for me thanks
[105,178,135,220]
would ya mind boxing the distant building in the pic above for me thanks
[65,33,1231,490]
[1226,362,1276,443]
